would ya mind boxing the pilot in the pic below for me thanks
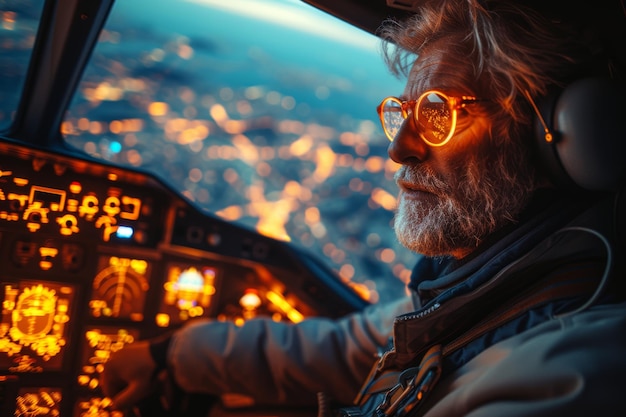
[102,0,626,415]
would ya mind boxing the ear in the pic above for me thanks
[534,78,626,192]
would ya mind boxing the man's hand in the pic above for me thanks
[101,340,158,411]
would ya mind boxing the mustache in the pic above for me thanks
[394,165,449,194]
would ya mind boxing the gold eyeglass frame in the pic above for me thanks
[377,90,482,147]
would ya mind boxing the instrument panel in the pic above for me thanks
[0,139,367,417]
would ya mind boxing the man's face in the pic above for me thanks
[389,51,537,258]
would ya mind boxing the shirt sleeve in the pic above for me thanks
[167,293,416,406]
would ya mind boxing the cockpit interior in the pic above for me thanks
[0,1,416,415]
[0,0,624,416]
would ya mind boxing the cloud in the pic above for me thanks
[185,0,379,51]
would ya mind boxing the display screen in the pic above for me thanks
[157,264,218,327]
[0,281,74,372]
[90,256,151,321]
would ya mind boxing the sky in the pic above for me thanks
[186,0,381,52]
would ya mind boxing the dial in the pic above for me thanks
[90,256,150,321]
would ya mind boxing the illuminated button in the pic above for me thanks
[69,181,82,194]
[156,313,170,328]
[78,375,91,385]
[239,289,262,310]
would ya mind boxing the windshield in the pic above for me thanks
[63,0,417,303]
[0,0,45,130]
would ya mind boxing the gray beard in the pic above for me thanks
[393,150,537,257]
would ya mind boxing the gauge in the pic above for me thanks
[90,256,150,321]
[0,281,74,371]
[156,264,217,327]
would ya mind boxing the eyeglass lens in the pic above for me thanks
[382,92,452,144]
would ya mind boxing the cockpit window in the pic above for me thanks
[62,0,416,302]
[0,0,45,131]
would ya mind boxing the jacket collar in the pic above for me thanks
[389,191,609,369]
[408,190,598,302]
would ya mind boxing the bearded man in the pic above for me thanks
[103,1,626,416]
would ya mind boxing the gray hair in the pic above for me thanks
[378,0,597,144]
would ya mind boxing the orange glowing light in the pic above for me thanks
[224,120,246,134]
[210,104,228,124]
[305,207,320,224]
[165,118,186,133]
[109,120,123,134]
[69,182,82,194]
[277,119,305,134]
[339,264,355,279]
[380,248,396,263]
[349,282,373,302]
[148,102,169,117]
[223,168,239,183]
[126,149,142,166]
[289,135,313,156]
[266,291,303,323]
[385,158,402,174]
[239,289,262,310]
[119,196,141,220]
[178,44,193,59]
[371,188,397,211]
[257,224,291,242]
[39,247,58,259]
[93,82,123,101]
[232,134,259,163]
[283,181,301,197]
[313,145,336,182]
[365,156,385,173]
[60,121,74,135]
[2,11,16,25]
[89,121,104,135]
[129,259,148,275]
[156,313,170,328]
[123,118,143,132]
[178,125,209,144]
[216,206,243,221]
[77,118,90,131]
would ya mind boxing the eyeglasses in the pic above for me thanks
[377,90,483,147]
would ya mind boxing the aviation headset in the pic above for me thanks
[520,0,626,192]
[532,78,626,192]
[532,77,626,291]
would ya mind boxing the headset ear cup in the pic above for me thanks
[535,79,626,191]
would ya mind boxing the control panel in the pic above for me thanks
[0,140,367,417]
